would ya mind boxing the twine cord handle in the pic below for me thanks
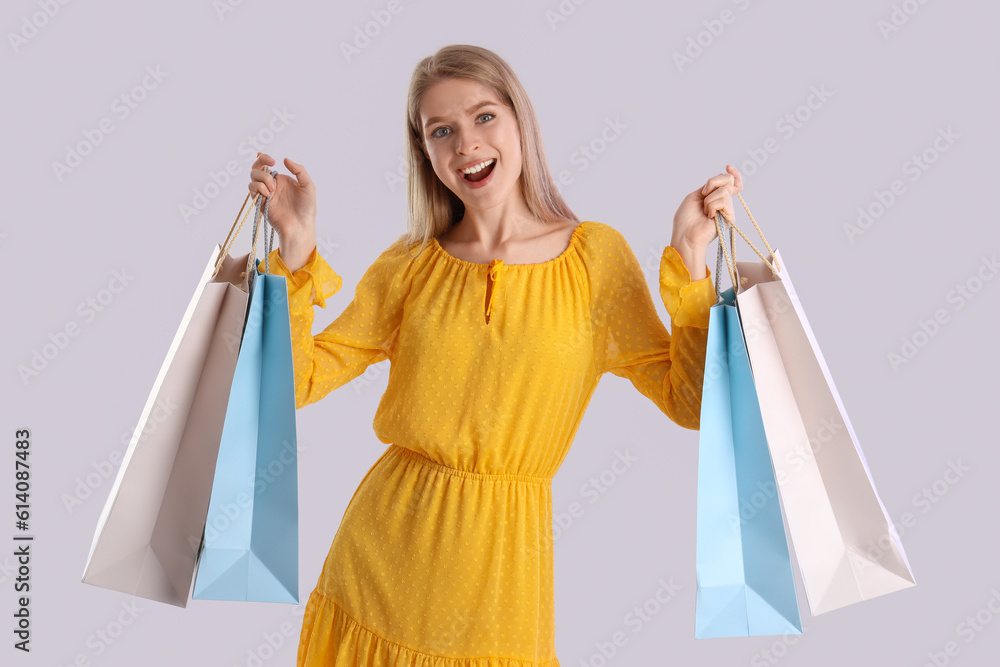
[713,191,781,301]
[213,167,278,279]
[714,211,737,302]
[728,192,780,274]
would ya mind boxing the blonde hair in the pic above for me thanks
[396,44,578,256]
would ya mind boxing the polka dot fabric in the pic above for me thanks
[257,220,715,666]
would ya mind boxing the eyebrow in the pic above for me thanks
[423,100,497,129]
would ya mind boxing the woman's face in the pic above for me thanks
[419,77,523,214]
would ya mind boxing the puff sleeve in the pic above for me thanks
[257,240,409,409]
[589,226,716,430]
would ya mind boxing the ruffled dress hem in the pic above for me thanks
[298,589,561,667]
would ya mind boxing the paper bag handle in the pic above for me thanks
[248,185,277,275]
[714,212,738,301]
[214,167,278,278]
[713,192,782,295]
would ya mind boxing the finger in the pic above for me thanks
[250,181,271,197]
[709,207,734,225]
[701,172,736,196]
[702,188,729,208]
[249,168,276,195]
[248,160,271,195]
[717,197,736,224]
[284,157,314,189]
[254,152,275,168]
[248,171,272,196]
[703,191,734,222]
[727,164,743,193]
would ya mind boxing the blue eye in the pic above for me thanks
[430,112,496,139]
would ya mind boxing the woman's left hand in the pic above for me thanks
[670,164,743,279]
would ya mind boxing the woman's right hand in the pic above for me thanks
[249,152,317,272]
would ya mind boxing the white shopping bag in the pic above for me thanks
[721,194,917,616]
[82,192,269,606]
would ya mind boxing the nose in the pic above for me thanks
[455,125,481,155]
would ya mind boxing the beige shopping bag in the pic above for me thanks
[720,194,916,616]
[82,191,272,607]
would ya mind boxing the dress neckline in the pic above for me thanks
[430,220,590,269]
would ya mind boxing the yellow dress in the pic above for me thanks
[257,219,715,666]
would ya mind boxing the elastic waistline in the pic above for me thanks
[389,444,552,485]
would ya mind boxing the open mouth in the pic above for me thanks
[462,159,496,182]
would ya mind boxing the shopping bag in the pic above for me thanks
[725,194,916,616]
[82,188,272,607]
[695,217,802,638]
[193,192,299,603]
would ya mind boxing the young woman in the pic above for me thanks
[249,44,741,667]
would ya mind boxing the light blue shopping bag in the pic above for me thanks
[694,216,801,638]
[193,186,299,603]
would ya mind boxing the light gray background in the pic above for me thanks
[2,0,998,665]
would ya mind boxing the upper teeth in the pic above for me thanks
[461,159,495,174]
